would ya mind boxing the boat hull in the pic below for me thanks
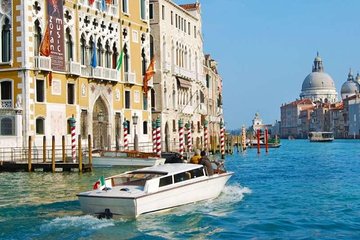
[92,156,165,167]
[78,173,232,218]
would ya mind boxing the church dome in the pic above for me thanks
[300,53,338,103]
[341,70,359,99]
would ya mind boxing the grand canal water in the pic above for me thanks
[1,139,360,239]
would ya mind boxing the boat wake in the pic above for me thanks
[40,215,115,233]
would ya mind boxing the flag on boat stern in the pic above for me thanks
[93,176,106,190]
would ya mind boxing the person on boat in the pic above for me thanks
[190,149,202,164]
[199,150,214,176]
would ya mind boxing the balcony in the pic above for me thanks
[34,56,51,71]
[66,61,81,76]
[173,65,196,80]
[1,100,12,108]
[198,103,207,115]
[162,61,171,73]
[124,72,136,84]
[80,65,119,82]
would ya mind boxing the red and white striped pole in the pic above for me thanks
[186,122,192,152]
[178,119,184,160]
[156,117,161,157]
[123,120,128,151]
[220,119,225,159]
[204,120,208,152]
[152,120,157,153]
[70,115,76,163]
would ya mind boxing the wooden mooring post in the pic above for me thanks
[43,136,46,163]
[28,136,32,172]
[78,134,82,172]
[52,135,55,173]
[88,134,93,171]
[62,135,66,163]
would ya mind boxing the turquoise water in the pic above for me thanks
[1,140,360,239]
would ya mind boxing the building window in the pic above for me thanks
[80,34,86,65]
[126,120,131,134]
[141,48,146,76]
[124,44,129,72]
[143,121,148,134]
[162,5,165,20]
[36,117,45,134]
[0,80,12,108]
[149,3,154,20]
[175,14,177,28]
[0,116,14,135]
[171,11,173,25]
[143,93,148,110]
[36,79,45,102]
[151,89,155,111]
[65,28,73,61]
[125,90,130,109]
[140,0,146,20]
[150,35,154,60]
[34,20,42,56]
[97,39,103,67]
[173,119,176,132]
[67,83,75,104]
[112,43,118,69]
[188,22,190,35]
[122,0,128,13]
[194,26,197,38]
[1,17,11,62]
[105,41,111,68]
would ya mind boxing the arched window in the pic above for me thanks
[97,39,103,67]
[34,20,42,56]
[105,41,111,68]
[150,35,154,59]
[123,43,129,72]
[65,28,73,61]
[80,34,86,65]
[141,48,146,76]
[2,17,11,62]
[89,36,95,66]
[36,117,45,134]
[112,43,118,69]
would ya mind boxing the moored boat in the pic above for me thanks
[308,132,334,142]
[77,163,233,218]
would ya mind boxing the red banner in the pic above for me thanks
[47,0,65,71]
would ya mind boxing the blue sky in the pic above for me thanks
[175,0,360,129]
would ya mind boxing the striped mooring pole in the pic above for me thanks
[156,117,161,157]
[186,122,192,153]
[152,120,157,153]
[69,115,76,163]
[178,119,184,160]
[220,119,225,159]
[204,120,208,152]
[123,120,128,151]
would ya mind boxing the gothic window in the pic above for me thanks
[150,35,154,59]
[123,44,129,72]
[112,43,118,69]
[97,39,103,67]
[141,48,146,76]
[1,17,11,62]
[80,34,86,65]
[36,117,44,134]
[89,37,95,65]
[65,28,73,61]
[105,41,111,68]
[34,20,42,56]
[0,80,11,108]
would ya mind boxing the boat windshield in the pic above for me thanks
[112,171,166,187]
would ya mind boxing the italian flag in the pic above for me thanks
[93,176,106,190]
[116,49,124,71]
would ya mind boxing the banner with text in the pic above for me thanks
[47,0,65,71]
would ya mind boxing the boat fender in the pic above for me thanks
[120,187,130,192]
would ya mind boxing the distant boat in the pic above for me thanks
[247,137,281,149]
[308,132,334,142]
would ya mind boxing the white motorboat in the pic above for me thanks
[92,150,166,167]
[77,163,233,218]
[308,132,334,142]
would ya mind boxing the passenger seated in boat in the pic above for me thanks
[190,149,201,164]
[199,151,214,176]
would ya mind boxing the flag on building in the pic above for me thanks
[101,0,106,11]
[89,0,95,5]
[116,49,124,71]
[92,176,106,190]
[106,0,112,4]
[39,23,50,57]
[90,42,97,68]
[143,58,155,94]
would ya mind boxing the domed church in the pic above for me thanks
[340,69,359,100]
[300,53,338,103]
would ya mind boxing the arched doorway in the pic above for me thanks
[93,97,109,150]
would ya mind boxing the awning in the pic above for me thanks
[177,77,192,88]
